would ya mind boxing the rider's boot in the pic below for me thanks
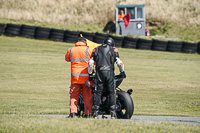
[67,113,77,118]
[84,114,92,118]
[110,105,117,119]
[92,105,99,119]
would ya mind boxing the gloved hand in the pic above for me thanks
[89,74,94,81]
[120,71,126,78]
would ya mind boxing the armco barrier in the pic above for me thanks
[20,25,36,39]
[122,37,138,49]
[64,30,80,43]
[152,39,168,51]
[49,29,65,42]
[0,24,6,35]
[167,41,183,52]
[0,23,199,55]
[182,42,198,54]
[137,39,152,50]
[35,27,51,40]
[4,24,21,37]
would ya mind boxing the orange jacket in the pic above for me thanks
[118,13,125,20]
[65,42,93,84]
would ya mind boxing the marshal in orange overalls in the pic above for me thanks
[65,41,93,115]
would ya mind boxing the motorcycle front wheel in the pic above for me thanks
[116,90,134,119]
[77,96,85,117]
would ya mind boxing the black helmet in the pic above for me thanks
[103,37,115,47]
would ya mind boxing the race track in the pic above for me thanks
[30,115,200,125]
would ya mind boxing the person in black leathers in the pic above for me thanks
[88,37,125,119]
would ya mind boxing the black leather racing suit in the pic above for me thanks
[91,44,119,108]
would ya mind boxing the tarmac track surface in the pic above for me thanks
[31,115,200,125]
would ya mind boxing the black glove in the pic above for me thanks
[120,71,126,78]
[89,74,93,81]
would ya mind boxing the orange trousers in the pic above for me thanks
[70,84,93,115]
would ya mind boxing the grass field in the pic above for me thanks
[0,36,200,132]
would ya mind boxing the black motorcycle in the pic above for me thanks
[77,72,134,119]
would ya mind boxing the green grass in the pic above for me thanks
[0,36,200,132]
[0,18,104,33]
[148,21,200,42]
[0,115,199,133]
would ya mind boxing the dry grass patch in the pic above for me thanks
[0,0,199,26]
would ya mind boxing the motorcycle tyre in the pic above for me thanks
[116,90,134,119]
[77,98,85,117]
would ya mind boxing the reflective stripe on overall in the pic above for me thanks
[70,47,90,77]
[68,44,92,84]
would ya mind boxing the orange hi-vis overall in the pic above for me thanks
[65,42,93,84]
[65,41,93,115]
[118,13,125,20]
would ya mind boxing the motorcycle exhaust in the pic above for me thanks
[127,89,133,95]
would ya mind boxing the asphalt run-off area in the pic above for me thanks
[24,115,200,125]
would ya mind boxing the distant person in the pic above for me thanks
[146,29,150,36]
[118,9,125,20]
[65,37,93,118]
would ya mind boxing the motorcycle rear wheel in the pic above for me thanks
[77,97,85,117]
[116,90,134,119]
